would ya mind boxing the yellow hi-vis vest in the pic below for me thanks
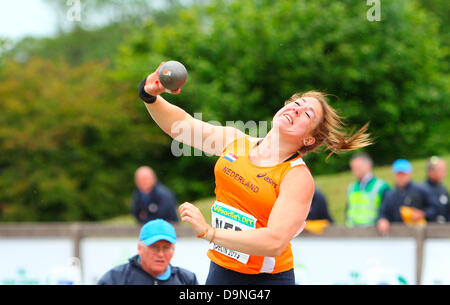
[346,177,389,227]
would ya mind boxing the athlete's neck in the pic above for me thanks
[250,129,300,166]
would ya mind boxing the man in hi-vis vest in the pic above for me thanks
[345,153,390,227]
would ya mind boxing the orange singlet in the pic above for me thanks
[207,135,309,274]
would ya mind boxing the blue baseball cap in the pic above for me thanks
[392,159,412,173]
[139,219,177,246]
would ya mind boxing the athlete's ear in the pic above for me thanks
[303,137,315,147]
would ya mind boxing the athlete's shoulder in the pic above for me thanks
[279,165,315,199]
[282,163,313,184]
[278,156,310,184]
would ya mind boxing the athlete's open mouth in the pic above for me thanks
[283,114,293,125]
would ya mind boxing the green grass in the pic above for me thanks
[106,155,450,225]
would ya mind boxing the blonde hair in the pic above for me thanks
[285,91,372,158]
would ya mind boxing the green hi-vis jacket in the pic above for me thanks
[345,176,390,227]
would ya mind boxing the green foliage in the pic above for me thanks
[116,0,449,170]
[417,0,449,42]
[0,58,167,220]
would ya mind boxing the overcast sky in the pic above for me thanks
[0,0,57,40]
[0,0,191,42]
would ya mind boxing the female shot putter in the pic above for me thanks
[158,61,188,91]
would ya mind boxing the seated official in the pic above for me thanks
[98,219,198,285]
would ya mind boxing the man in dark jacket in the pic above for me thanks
[132,166,179,224]
[98,219,198,285]
[420,157,448,223]
[307,187,334,223]
[377,159,440,235]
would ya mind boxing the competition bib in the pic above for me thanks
[210,201,257,264]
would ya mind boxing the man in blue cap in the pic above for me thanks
[98,219,198,285]
[376,159,440,235]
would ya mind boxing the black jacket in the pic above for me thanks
[307,188,334,223]
[379,182,440,222]
[97,255,198,285]
[131,183,179,224]
[420,179,449,222]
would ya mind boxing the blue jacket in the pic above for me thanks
[97,255,198,285]
[420,179,449,222]
[379,182,440,222]
[131,183,179,224]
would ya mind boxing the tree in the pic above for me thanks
[116,0,449,170]
[0,58,174,221]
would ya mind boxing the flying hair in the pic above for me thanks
[285,91,373,158]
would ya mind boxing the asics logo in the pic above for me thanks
[257,173,277,189]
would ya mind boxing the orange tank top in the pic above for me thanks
[207,135,309,274]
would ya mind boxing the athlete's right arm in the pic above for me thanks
[141,62,245,156]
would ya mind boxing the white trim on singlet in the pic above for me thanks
[290,157,306,167]
[260,257,276,273]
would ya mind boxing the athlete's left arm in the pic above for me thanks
[178,166,314,257]
[264,166,314,254]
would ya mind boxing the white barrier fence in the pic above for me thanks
[0,223,449,285]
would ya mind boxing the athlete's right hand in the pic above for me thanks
[178,202,210,238]
[144,62,181,96]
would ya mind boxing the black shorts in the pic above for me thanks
[205,261,295,285]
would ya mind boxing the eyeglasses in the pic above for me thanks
[148,244,174,254]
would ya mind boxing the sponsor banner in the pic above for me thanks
[421,239,450,284]
[291,238,415,285]
[80,237,137,285]
[81,237,417,285]
[0,238,75,285]
[0,237,428,285]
